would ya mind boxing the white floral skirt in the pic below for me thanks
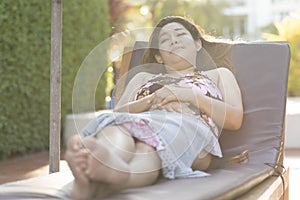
[81,110,222,179]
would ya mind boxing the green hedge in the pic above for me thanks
[62,0,110,115]
[0,0,110,159]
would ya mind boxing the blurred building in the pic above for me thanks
[220,0,300,39]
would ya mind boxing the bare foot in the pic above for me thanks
[65,135,97,200]
[83,137,131,185]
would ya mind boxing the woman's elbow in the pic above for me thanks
[232,116,243,130]
[227,109,243,130]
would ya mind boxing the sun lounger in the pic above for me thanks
[0,41,290,200]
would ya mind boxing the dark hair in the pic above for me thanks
[142,16,207,64]
[142,16,235,72]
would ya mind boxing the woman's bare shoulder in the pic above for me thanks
[207,67,234,76]
[203,68,219,83]
[134,71,156,78]
[134,71,156,80]
[204,67,234,84]
[128,71,157,85]
[205,67,232,74]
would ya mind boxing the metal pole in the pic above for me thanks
[49,0,62,173]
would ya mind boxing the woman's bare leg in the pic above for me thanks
[191,150,212,171]
[90,141,161,198]
[65,135,98,200]
[116,141,161,189]
[89,128,161,195]
[84,125,135,183]
[65,125,161,199]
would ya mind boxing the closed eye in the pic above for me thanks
[177,32,186,36]
[160,38,169,44]
[160,33,185,44]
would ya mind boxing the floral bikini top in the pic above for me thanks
[134,70,223,137]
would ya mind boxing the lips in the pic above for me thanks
[170,45,184,54]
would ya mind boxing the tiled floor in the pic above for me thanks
[0,149,299,199]
[0,151,69,185]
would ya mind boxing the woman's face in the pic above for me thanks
[156,22,201,70]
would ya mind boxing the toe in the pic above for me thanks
[67,135,84,151]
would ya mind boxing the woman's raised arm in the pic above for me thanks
[149,68,243,130]
[194,68,243,130]
[114,72,154,113]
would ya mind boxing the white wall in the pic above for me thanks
[285,98,300,148]
[222,0,300,39]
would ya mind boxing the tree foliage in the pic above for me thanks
[143,0,229,37]
[262,12,300,96]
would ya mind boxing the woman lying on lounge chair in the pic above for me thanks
[65,16,243,200]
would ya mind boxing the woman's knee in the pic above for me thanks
[134,142,161,171]
[135,142,156,153]
[96,126,136,161]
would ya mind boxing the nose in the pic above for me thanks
[170,34,178,45]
